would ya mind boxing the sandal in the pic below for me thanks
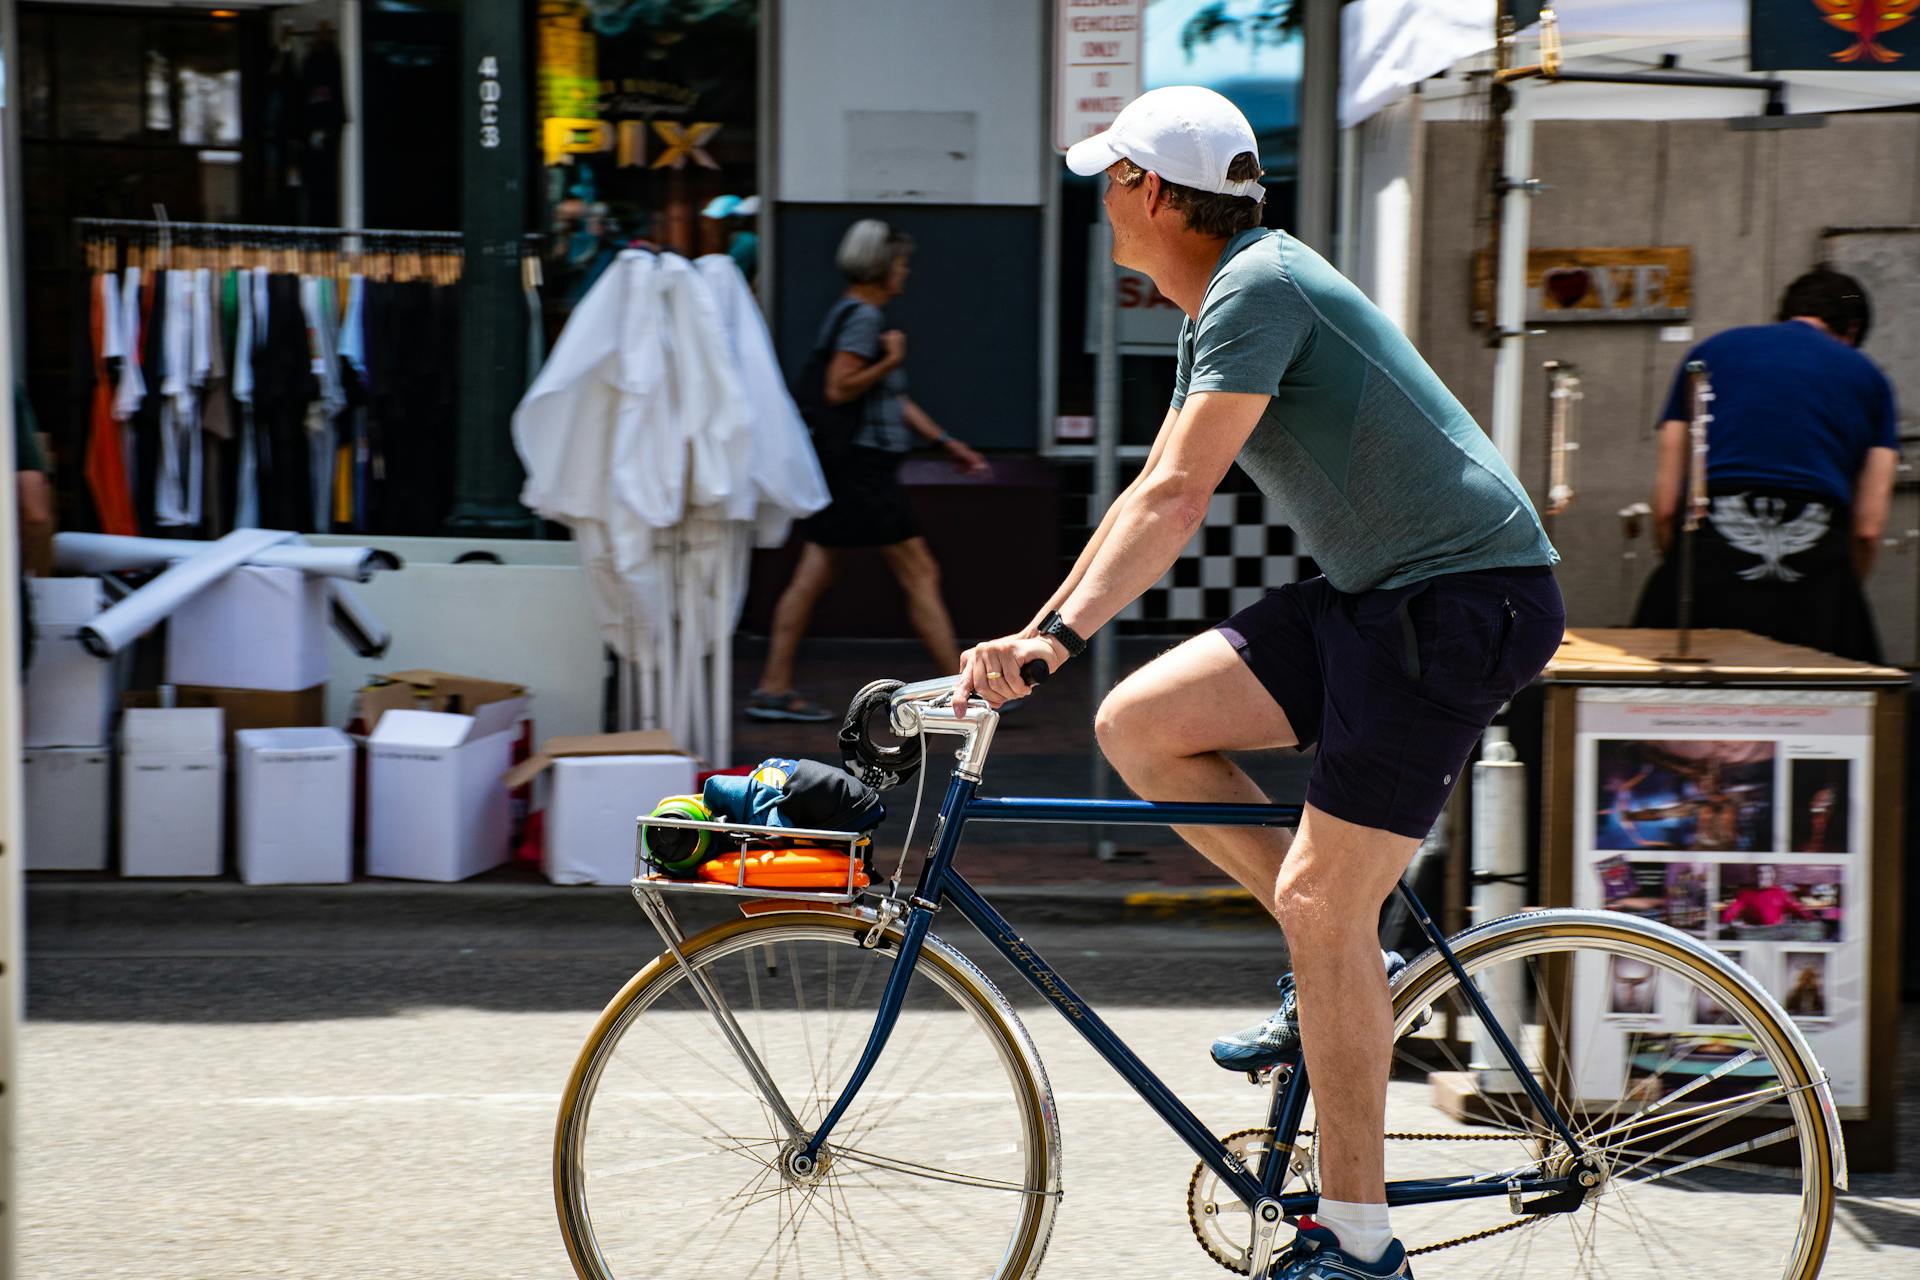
[744,689,834,723]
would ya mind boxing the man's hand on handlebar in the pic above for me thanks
[952,635,1063,713]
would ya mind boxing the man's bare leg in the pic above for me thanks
[1273,806,1418,1206]
[1097,629,1416,1222]
[1094,631,1299,892]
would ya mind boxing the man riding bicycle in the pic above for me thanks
[952,87,1565,1279]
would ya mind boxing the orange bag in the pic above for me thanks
[698,846,870,890]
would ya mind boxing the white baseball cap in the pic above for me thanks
[1065,86,1262,199]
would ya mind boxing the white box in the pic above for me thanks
[166,564,329,691]
[24,577,119,748]
[366,698,526,881]
[120,708,225,877]
[22,746,111,871]
[546,754,697,885]
[236,728,354,884]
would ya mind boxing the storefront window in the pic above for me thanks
[535,0,760,310]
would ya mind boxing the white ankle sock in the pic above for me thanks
[1312,1199,1393,1264]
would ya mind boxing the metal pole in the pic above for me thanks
[1090,190,1120,861]
[1295,0,1341,255]
[341,0,364,239]
[1489,88,1533,469]
[0,55,26,1271]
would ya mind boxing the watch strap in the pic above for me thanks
[1039,610,1087,659]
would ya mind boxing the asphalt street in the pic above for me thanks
[20,896,1920,1278]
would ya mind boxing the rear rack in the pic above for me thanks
[630,814,875,906]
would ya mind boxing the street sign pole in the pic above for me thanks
[1091,201,1120,860]
[1055,0,1140,859]
[0,65,25,1277]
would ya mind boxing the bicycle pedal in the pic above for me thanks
[1245,1060,1294,1087]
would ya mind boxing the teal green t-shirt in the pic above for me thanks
[1172,229,1557,594]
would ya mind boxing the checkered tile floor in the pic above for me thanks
[1116,490,1318,626]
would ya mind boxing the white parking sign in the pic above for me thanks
[1054,0,1144,153]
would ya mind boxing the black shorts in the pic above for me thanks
[802,446,919,548]
[1217,567,1565,839]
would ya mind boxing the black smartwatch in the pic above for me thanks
[1038,610,1087,659]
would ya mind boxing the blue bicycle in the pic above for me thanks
[555,674,1844,1279]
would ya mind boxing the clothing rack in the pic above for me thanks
[75,217,464,243]
[72,217,542,284]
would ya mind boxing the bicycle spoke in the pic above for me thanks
[829,1143,1045,1194]
[559,921,1050,1280]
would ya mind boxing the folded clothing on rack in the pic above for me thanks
[701,758,885,834]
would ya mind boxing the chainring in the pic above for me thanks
[1187,1128,1310,1274]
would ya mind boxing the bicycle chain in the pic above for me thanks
[1187,1128,1552,1274]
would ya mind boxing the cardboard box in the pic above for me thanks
[120,708,224,877]
[24,577,120,748]
[129,684,327,752]
[357,669,528,730]
[506,731,696,886]
[22,746,111,871]
[366,696,526,882]
[236,728,354,884]
[165,564,330,691]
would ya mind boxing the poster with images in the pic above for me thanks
[1571,688,1871,1110]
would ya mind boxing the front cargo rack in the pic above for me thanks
[630,814,875,906]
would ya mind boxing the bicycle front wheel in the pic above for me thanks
[554,909,1061,1280]
[1349,911,1837,1279]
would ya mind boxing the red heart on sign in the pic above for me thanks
[1544,268,1591,309]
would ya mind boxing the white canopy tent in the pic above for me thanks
[1339,0,1920,467]
[1344,0,1920,128]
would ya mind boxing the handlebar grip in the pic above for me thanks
[1020,659,1051,687]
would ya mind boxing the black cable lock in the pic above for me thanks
[838,679,923,791]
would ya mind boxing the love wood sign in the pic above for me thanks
[1473,247,1692,325]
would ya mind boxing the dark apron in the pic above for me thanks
[1633,485,1882,664]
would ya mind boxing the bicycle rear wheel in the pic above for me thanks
[1288,911,1836,1279]
[554,909,1061,1280]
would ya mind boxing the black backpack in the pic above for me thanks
[792,299,869,461]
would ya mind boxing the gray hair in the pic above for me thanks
[836,219,914,284]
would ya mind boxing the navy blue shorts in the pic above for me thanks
[1217,567,1565,839]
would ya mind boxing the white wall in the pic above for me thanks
[777,0,1046,206]
[1347,93,1424,337]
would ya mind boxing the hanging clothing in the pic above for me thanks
[233,270,260,528]
[256,271,317,531]
[694,254,829,551]
[154,269,205,527]
[84,272,138,535]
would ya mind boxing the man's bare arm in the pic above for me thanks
[1024,407,1178,633]
[1651,420,1688,554]
[1054,392,1268,637]
[1852,446,1898,577]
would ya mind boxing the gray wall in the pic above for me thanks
[1416,114,1920,663]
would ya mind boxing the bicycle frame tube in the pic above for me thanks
[800,777,1582,1206]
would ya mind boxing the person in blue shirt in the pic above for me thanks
[1635,267,1901,662]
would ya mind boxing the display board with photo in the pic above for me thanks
[1593,738,1775,853]
[1788,758,1853,854]
[1715,863,1842,942]
[1571,688,1873,1110]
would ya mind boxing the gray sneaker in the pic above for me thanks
[1269,1224,1413,1278]
[1210,950,1410,1072]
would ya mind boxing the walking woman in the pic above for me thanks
[746,220,989,722]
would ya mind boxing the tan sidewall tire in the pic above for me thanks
[1390,916,1835,1280]
[553,911,1059,1280]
